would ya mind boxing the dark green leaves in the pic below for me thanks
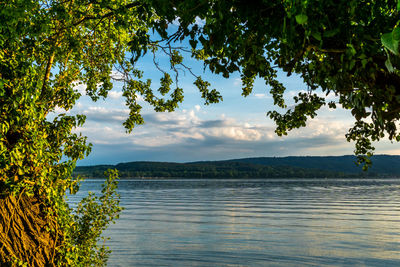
[385,57,394,72]
[268,92,325,136]
[295,14,308,25]
[194,77,223,105]
[170,50,183,66]
[381,28,400,55]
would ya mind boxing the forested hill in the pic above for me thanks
[74,155,400,178]
[225,155,400,175]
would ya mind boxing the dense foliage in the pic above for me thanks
[1,0,400,265]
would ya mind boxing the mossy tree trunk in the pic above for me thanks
[0,192,60,266]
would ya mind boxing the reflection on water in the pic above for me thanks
[68,179,400,266]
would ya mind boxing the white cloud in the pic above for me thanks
[254,93,270,99]
[71,97,354,155]
[108,91,123,99]
[53,106,67,114]
[110,70,126,80]
[73,82,87,95]
[131,135,180,147]
[233,78,241,86]
[82,107,129,123]
[78,106,276,148]
[203,126,265,141]
[73,98,398,165]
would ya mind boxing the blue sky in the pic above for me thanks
[60,31,400,165]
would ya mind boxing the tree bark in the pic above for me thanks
[0,192,60,266]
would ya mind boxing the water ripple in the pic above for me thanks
[69,179,400,266]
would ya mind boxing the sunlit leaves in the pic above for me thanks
[158,73,173,95]
[0,0,154,264]
[61,170,122,266]
[170,50,183,66]
[194,76,223,105]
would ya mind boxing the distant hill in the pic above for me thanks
[225,155,400,175]
[74,155,400,178]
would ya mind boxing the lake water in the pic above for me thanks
[69,179,400,266]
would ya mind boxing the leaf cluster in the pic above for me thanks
[60,170,123,266]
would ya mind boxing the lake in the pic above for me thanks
[68,179,400,266]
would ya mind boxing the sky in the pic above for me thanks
[58,31,400,165]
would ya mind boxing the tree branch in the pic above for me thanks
[42,51,55,92]
[72,2,142,27]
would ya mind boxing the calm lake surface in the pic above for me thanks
[69,179,400,266]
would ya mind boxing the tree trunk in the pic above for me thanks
[0,192,60,266]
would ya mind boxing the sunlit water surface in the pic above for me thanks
[68,179,400,266]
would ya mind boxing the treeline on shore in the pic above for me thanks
[72,155,400,179]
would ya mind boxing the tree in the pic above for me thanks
[1,0,400,265]
[0,0,164,265]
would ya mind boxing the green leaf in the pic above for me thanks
[393,27,400,41]
[361,59,368,68]
[349,59,356,70]
[324,28,339,38]
[385,58,394,72]
[295,14,308,25]
[311,32,322,41]
[381,32,399,55]
[346,44,356,57]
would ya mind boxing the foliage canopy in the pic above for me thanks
[1,0,400,265]
[155,0,400,166]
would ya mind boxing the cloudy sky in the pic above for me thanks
[61,40,400,165]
